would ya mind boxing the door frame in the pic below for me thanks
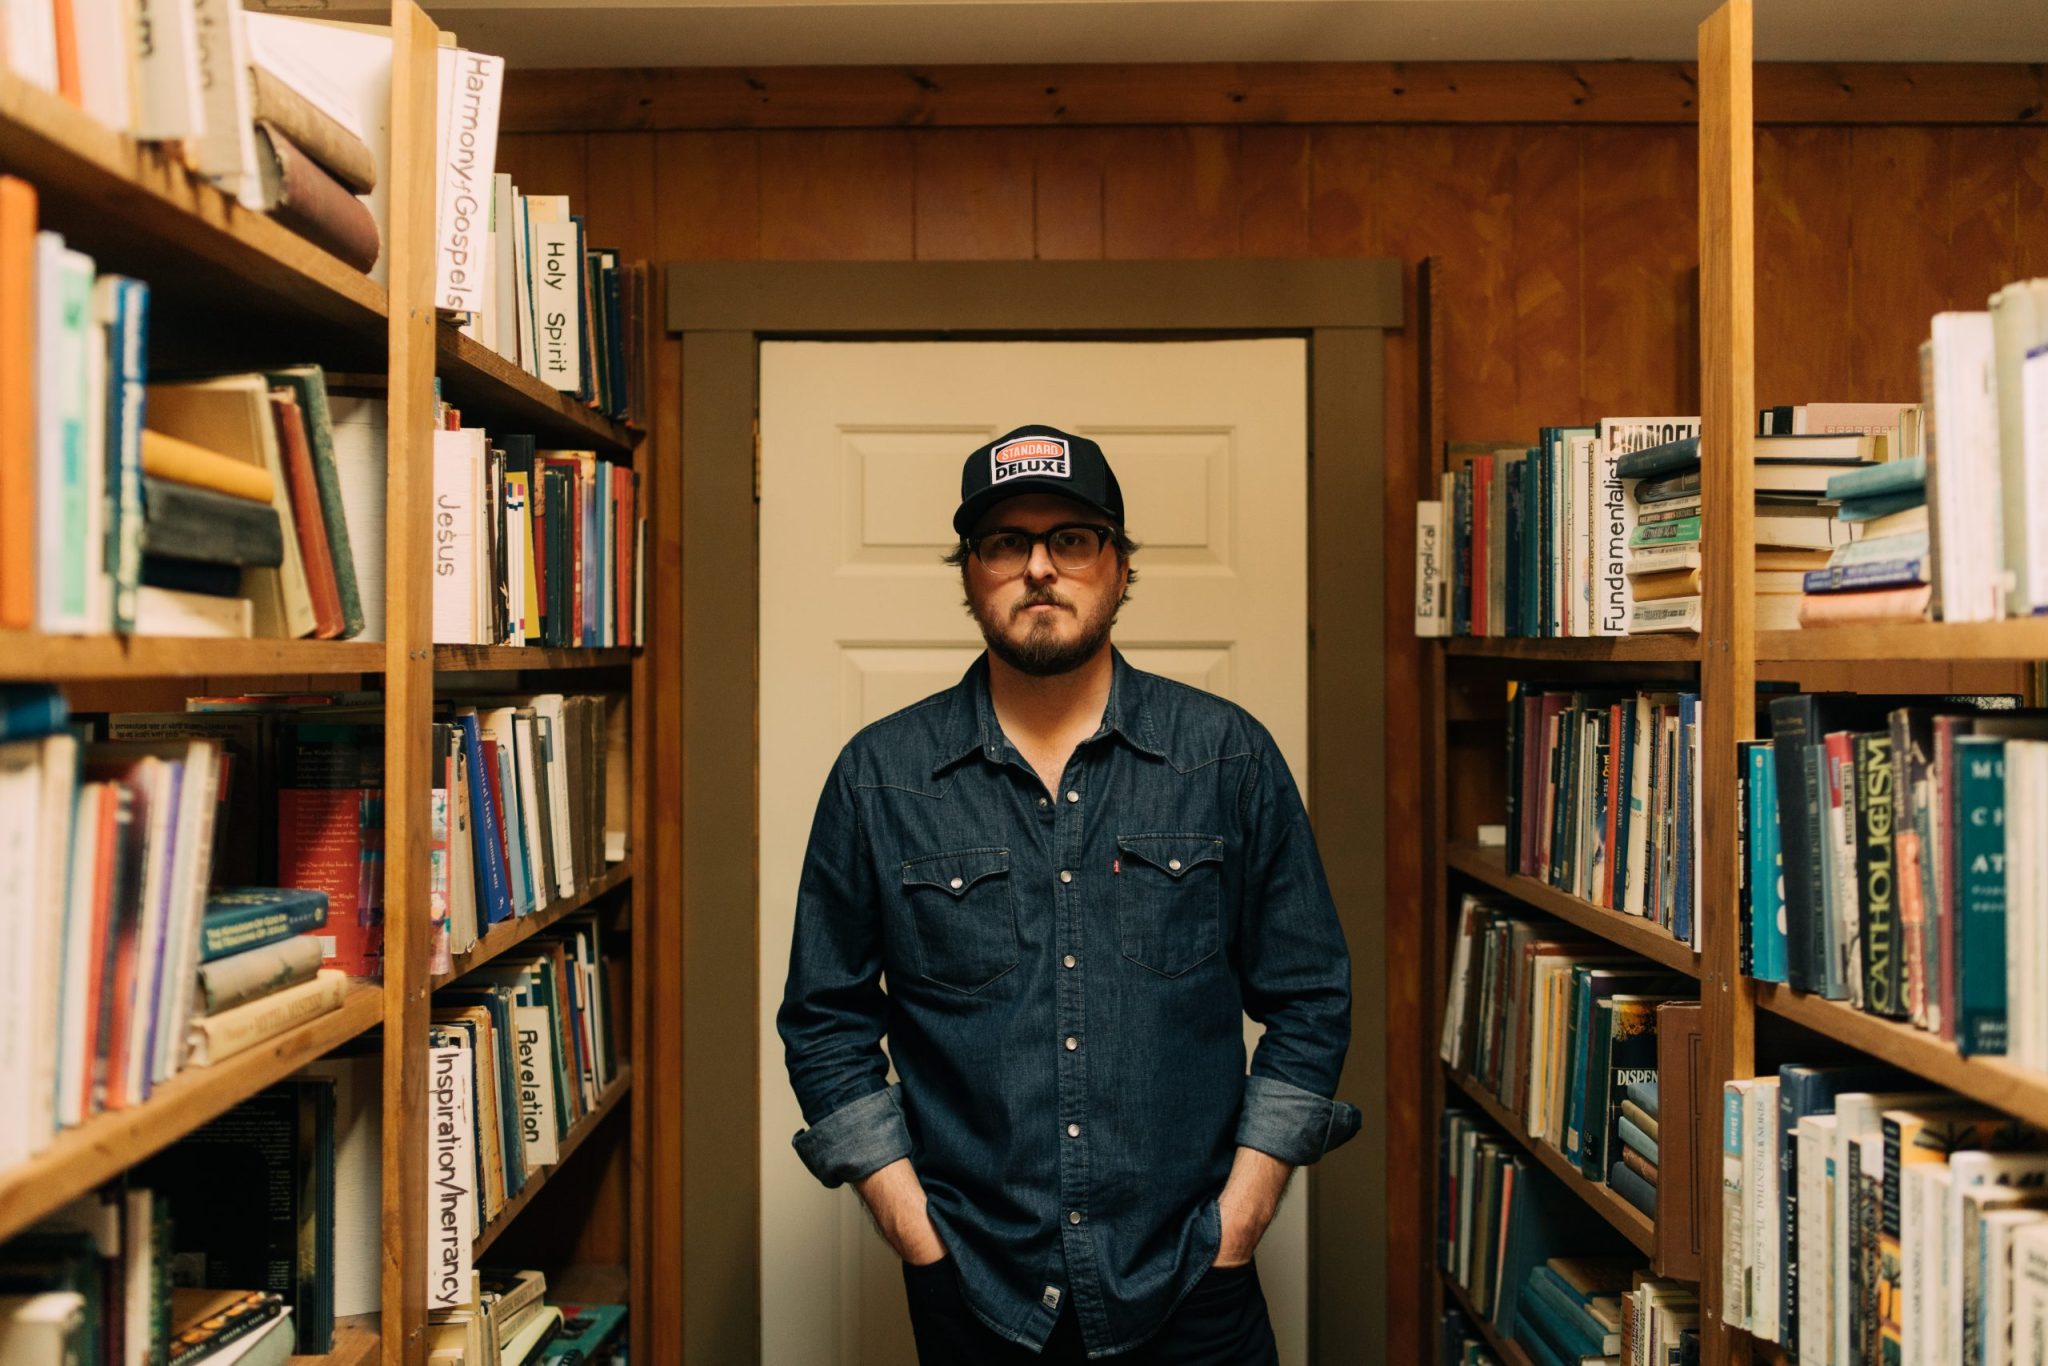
[667,259,1401,1365]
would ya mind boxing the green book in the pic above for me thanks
[265,367,364,639]
[1956,737,2007,1056]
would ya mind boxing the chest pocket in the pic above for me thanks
[1115,834,1225,978]
[901,847,1020,994]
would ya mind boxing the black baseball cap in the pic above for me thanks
[953,424,1125,536]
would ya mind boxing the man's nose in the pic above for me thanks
[1024,541,1059,582]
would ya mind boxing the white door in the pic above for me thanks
[760,339,1310,1366]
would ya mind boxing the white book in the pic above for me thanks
[2024,346,2048,618]
[512,1005,561,1166]
[1907,1162,1952,1366]
[1440,897,1478,1063]
[1990,283,2048,616]
[1929,311,2002,622]
[1798,1115,1836,1365]
[122,1186,153,1366]
[530,216,583,392]
[81,280,111,632]
[147,740,217,1086]
[1724,1081,1750,1330]
[1968,1188,2048,1366]
[1414,500,1446,637]
[55,783,109,1128]
[36,236,98,634]
[531,694,576,896]
[1569,432,1595,636]
[187,0,261,206]
[327,394,387,643]
[1832,1091,1947,1364]
[27,736,77,1154]
[425,1042,476,1310]
[2013,1222,2048,1366]
[431,428,480,644]
[121,757,177,1105]
[72,0,135,132]
[1950,1154,2048,1366]
[300,1053,382,1318]
[434,47,504,315]
[1987,1208,2047,1366]
[133,0,206,141]
[512,190,537,375]
[3,0,60,89]
[493,175,521,364]
[1748,1079,1782,1340]
[0,744,45,1165]
[512,711,547,910]
[133,585,252,637]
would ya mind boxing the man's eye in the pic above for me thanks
[985,534,1027,554]
[1051,531,1089,551]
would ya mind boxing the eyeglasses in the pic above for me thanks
[965,524,1114,577]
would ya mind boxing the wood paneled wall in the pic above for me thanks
[511,109,2045,1365]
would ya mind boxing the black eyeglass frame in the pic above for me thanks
[963,522,1117,576]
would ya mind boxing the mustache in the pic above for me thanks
[1012,590,1073,617]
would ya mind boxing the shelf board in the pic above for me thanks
[0,72,386,359]
[1447,843,1701,978]
[1444,635,1702,663]
[433,862,633,990]
[1752,983,2048,1130]
[473,1069,633,1260]
[1757,618,2048,662]
[0,984,382,1242]
[434,644,638,673]
[1444,1066,1657,1256]
[1440,1267,1538,1366]
[0,632,388,681]
[436,326,643,455]
[288,1314,380,1366]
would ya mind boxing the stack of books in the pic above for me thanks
[1617,1278,1699,1366]
[1796,457,1932,627]
[1924,280,2048,623]
[424,918,621,1307]
[187,890,347,1066]
[1609,1075,1659,1222]
[1743,693,2048,1060]
[1439,896,1690,1200]
[1613,431,1876,633]
[1504,683,1702,946]
[1719,1064,2048,1364]
[1512,1258,1631,1366]
[542,1301,627,1365]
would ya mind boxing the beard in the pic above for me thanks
[970,582,1119,678]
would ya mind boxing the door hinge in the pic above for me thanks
[752,419,762,503]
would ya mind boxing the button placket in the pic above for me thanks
[1053,754,1093,1281]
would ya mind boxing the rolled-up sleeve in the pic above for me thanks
[1232,730,1361,1165]
[778,750,904,1187]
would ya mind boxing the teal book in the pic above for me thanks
[1836,488,1927,522]
[1826,456,1927,501]
[1608,1157,1657,1217]
[540,1302,627,1363]
[1512,1307,1576,1366]
[1955,736,2008,1056]
[200,888,330,963]
[100,276,149,634]
[39,238,97,632]
[1521,1269,1608,1359]
[1618,1114,1660,1164]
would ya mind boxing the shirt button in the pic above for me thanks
[1065,790,1079,803]
[1064,1036,1078,1051]
[1068,1211,1083,1225]
[1062,954,1076,969]
[1038,797,1048,808]
[949,877,963,890]
[1068,1123,1081,1138]
[1169,858,1183,871]
[1059,870,1073,884]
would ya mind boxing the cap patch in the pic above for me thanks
[991,435,1070,485]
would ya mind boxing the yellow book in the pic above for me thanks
[140,428,277,504]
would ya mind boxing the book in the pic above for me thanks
[266,367,365,640]
[141,429,277,504]
[0,179,35,630]
[200,888,330,962]
[194,934,325,1016]
[276,720,384,978]
[251,123,380,272]
[134,584,253,637]
[434,45,505,316]
[185,968,346,1065]
[138,475,286,568]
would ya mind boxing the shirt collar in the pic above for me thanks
[934,647,1165,776]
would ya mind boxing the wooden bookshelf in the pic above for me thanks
[1446,842,1701,978]
[1443,1067,1657,1256]
[0,985,382,1244]
[434,644,638,673]
[436,325,643,455]
[1444,635,1703,663]
[1440,1271,1539,1366]
[290,1315,382,1366]
[1757,619,2048,662]
[1751,984,2048,1130]
[0,3,660,1361]
[432,862,634,990]
[0,632,387,681]
[472,1069,634,1261]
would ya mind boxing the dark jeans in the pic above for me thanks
[902,1259,1280,1365]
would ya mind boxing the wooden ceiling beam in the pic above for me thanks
[502,61,2047,133]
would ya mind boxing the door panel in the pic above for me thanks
[761,339,1309,1366]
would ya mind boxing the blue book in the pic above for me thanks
[1826,455,1927,501]
[1614,434,1700,480]
[1956,737,2008,1055]
[1617,1114,1659,1164]
[1537,435,1555,638]
[495,738,531,915]
[1836,488,1927,522]
[1607,1158,1657,1217]
[100,277,148,634]
[0,685,67,741]
[1747,743,1787,982]
[1512,1308,1574,1366]
[199,887,330,962]
[1624,1077,1660,1116]
[1803,558,1928,593]
[1523,1269,1609,1358]
[457,712,515,925]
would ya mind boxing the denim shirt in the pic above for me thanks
[777,649,1361,1358]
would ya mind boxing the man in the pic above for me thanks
[778,424,1359,1364]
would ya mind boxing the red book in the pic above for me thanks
[1470,455,1491,637]
[614,465,632,648]
[76,782,120,1116]
[270,392,345,638]
[0,178,35,629]
[1603,701,1625,908]
[276,720,384,978]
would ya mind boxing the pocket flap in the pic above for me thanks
[1116,834,1224,878]
[902,847,1011,897]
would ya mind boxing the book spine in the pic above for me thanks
[1855,733,1907,1018]
[1770,700,1824,993]
[1957,738,2008,1055]
[1803,560,1929,594]
[1414,500,1446,637]
[185,968,345,1065]
[1725,1083,1748,1329]
[198,893,328,962]
[105,279,148,633]
[194,934,324,1015]
[434,49,506,313]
